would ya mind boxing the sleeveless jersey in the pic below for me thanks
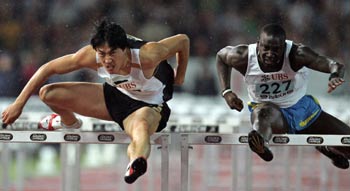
[96,38,174,105]
[244,40,309,108]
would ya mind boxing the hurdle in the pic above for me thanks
[2,126,350,191]
[0,130,170,191]
[180,133,350,191]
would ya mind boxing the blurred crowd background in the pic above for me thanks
[1,0,350,97]
[1,2,350,190]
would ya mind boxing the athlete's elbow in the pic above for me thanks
[39,62,59,76]
[176,34,189,41]
[176,34,190,48]
[216,48,227,61]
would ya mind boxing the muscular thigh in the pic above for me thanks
[301,111,350,134]
[41,82,112,120]
[251,103,289,133]
[123,106,161,136]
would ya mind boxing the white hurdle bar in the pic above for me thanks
[180,133,350,191]
[0,130,170,191]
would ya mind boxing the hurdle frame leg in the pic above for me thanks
[295,146,303,190]
[231,145,238,191]
[15,146,25,191]
[181,134,189,191]
[160,134,170,191]
[282,146,290,191]
[60,144,81,191]
[1,143,11,191]
[245,147,253,191]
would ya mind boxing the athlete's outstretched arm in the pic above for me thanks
[1,45,97,124]
[216,45,248,111]
[293,44,345,93]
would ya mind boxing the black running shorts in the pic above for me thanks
[103,83,170,132]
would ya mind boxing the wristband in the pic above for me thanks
[221,88,232,97]
[329,73,339,81]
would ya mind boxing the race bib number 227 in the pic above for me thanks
[256,80,294,96]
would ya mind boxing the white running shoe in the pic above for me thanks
[38,114,82,131]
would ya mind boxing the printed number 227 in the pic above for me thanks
[260,80,291,94]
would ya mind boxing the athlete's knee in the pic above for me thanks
[252,103,286,134]
[39,84,55,102]
[131,119,150,135]
[255,103,280,120]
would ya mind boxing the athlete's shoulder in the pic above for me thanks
[73,45,98,68]
[217,44,248,62]
[218,44,248,55]
[290,43,316,61]
[289,42,319,70]
[290,42,312,56]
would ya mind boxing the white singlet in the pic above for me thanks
[96,48,166,105]
[244,40,309,108]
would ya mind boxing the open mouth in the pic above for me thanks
[264,59,275,65]
[105,65,115,73]
[263,56,278,65]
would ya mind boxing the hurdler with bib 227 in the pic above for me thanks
[216,23,350,169]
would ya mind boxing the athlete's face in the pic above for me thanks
[257,33,285,69]
[96,43,129,74]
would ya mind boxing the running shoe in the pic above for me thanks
[124,157,147,184]
[316,146,349,169]
[248,130,273,161]
[38,114,82,131]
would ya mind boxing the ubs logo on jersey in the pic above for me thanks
[261,74,288,82]
[116,82,137,89]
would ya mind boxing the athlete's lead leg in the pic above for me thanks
[38,82,113,130]
[248,103,289,161]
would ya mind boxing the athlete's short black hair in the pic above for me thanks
[260,23,286,40]
[90,18,128,50]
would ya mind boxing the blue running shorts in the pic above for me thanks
[248,95,322,133]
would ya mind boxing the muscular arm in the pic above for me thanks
[140,34,190,85]
[216,45,248,111]
[292,44,345,93]
[2,45,97,124]
[216,45,248,92]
